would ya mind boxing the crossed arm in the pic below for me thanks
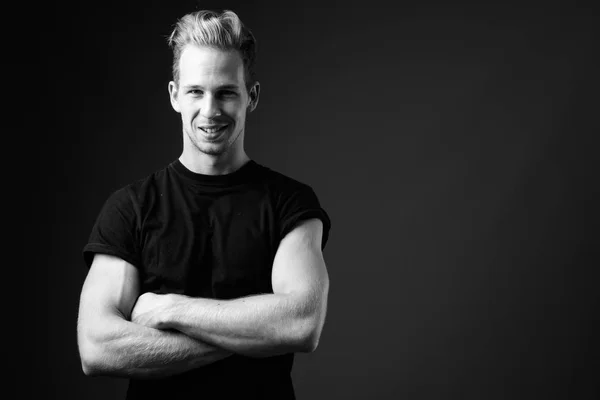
[77,218,329,378]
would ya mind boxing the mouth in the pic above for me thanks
[198,124,229,134]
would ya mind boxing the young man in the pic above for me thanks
[77,9,331,400]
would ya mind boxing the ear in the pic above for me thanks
[168,81,181,113]
[247,82,260,113]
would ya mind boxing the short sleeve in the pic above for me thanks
[278,184,331,250]
[82,187,141,268]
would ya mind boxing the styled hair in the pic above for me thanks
[167,10,257,90]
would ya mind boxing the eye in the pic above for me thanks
[188,89,203,96]
[219,90,238,98]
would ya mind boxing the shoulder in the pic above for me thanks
[254,161,331,247]
[253,162,317,198]
[108,162,175,206]
[251,162,326,214]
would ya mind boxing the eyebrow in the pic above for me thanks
[182,84,240,91]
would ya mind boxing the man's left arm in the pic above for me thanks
[131,218,329,357]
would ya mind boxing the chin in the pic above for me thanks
[196,142,230,156]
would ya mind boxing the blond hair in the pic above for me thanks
[167,10,257,90]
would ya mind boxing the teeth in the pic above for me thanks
[200,126,226,133]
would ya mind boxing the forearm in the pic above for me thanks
[161,293,323,357]
[79,314,231,379]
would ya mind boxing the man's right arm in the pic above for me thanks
[77,253,231,379]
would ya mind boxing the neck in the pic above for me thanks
[179,148,250,176]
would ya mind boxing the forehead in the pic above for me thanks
[178,45,245,86]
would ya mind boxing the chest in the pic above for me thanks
[139,187,279,298]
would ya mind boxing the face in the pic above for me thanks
[169,45,259,157]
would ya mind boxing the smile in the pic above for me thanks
[199,124,228,134]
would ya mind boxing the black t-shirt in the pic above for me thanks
[82,159,331,400]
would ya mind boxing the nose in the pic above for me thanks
[200,94,221,119]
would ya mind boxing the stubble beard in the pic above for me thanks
[186,124,243,157]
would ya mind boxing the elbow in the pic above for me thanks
[80,345,119,377]
[299,330,320,353]
[79,341,102,377]
[292,316,324,353]
[282,290,328,354]
[289,297,328,353]
[78,334,116,377]
[81,359,100,377]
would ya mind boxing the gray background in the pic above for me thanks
[9,0,598,398]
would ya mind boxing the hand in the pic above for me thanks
[131,292,173,330]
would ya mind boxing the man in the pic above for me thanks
[77,9,331,400]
